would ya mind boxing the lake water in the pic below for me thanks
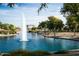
[0,33,79,53]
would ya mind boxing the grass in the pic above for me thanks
[1,50,70,56]
[3,50,51,56]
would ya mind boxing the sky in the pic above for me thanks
[0,3,66,27]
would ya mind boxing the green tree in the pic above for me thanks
[2,23,9,30]
[38,21,47,29]
[0,22,17,34]
[38,21,48,34]
[1,23,10,34]
[66,16,78,35]
[9,24,16,34]
[0,22,2,29]
[9,24,15,30]
[61,3,79,17]
[48,16,63,31]
[61,3,79,35]
[31,27,36,30]
[38,16,63,37]
[61,3,79,22]
[48,16,63,37]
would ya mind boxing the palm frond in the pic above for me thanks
[38,3,48,14]
[7,3,15,8]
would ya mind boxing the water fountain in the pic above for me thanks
[19,13,28,50]
[20,13,28,41]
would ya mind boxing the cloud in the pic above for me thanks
[0,3,66,27]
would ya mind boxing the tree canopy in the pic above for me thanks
[0,22,17,34]
[38,16,64,31]
[61,3,79,32]
[61,3,79,16]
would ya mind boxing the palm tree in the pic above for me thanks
[38,3,48,14]
[7,3,15,8]
[0,3,48,16]
[0,3,48,13]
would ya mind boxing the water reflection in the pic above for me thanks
[21,41,27,50]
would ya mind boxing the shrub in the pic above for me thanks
[54,50,68,54]
[8,50,31,56]
[31,51,51,56]
[5,50,51,56]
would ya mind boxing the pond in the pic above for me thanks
[0,33,79,53]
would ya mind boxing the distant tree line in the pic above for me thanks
[0,22,17,34]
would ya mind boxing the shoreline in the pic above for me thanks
[43,32,79,40]
[0,34,18,37]
[1,48,79,56]
[0,31,21,37]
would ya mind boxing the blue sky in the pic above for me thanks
[0,3,66,27]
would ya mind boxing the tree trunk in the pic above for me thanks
[53,28,56,39]
[44,28,46,38]
[73,24,78,36]
[74,29,76,36]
